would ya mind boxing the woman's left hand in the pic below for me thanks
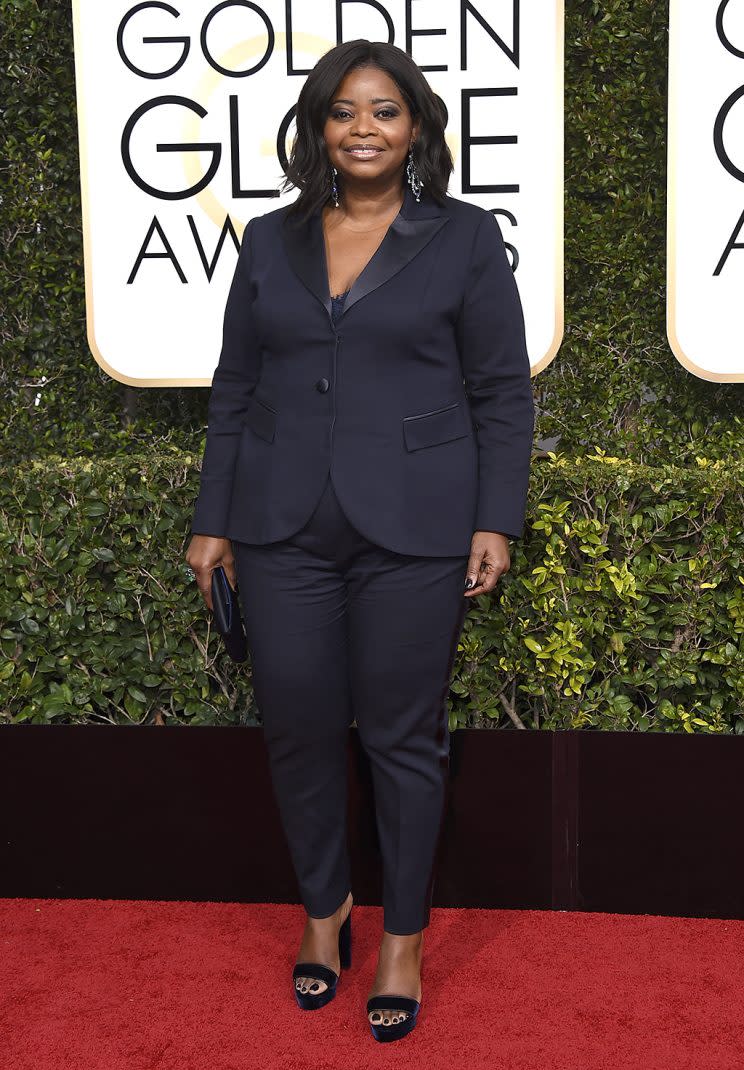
[464,531,511,597]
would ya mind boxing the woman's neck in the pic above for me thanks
[329,178,404,227]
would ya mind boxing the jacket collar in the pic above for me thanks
[280,182,450,322]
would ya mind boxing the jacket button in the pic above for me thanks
[316,378,330,393]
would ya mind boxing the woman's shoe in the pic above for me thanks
[292,908,352,1010]
[366,994,421,1042]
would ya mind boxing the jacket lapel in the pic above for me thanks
[280,184,450,323]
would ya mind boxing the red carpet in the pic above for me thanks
[1,898,742,1070]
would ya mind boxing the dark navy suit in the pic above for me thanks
[190,183,534,934]
[190,183,534,552]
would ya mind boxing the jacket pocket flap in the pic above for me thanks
[402,401,470,452]
[244,394,276,443]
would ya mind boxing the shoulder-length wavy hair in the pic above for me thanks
[281,39,454,224]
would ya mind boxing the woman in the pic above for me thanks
[186,39,534,1042]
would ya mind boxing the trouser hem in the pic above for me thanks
[305,886,352,920]
[382,909,431,936]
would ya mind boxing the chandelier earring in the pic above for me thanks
[406,144,423,202]
[330,165,340,208]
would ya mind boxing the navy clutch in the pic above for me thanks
[210,565,248,662]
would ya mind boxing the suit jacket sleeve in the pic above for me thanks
[456,210,535,540]
[190,217,261,538]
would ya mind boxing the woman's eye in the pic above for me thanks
[329,109,399,120]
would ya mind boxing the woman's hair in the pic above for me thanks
[281,39,454,223]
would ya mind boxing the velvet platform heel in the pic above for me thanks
[292,908,352,1010]
[366,994,421,1042]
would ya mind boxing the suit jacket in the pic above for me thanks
[190,183,535,556]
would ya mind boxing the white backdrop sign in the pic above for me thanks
[71,0,564,386]
[667,0,744,381]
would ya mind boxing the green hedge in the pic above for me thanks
[2,453,742,730]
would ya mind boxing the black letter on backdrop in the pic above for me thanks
[461,88,518,193]
[117,2,190,79]
[337,0,394,45]
[491,208,519,271]
[127,216,187,282]
[716,0,744,59]
[276,104,297,174]
[713,208,744,275]
[122,96,222,200]
[286,0,311,75]
[461,0,519,70]
[713,84,744,184]
[229,95,283,198]
[188,214,242,280]
[405,1,447,71]
[201,0,274,76]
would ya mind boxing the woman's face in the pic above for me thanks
[322,65,420,190]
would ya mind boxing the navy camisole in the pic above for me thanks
[331,288,350,326]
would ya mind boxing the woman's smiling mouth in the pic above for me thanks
[344,145,384,158]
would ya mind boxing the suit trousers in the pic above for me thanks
[231,472,470,935]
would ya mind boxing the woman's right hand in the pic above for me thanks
[185,535,237,612]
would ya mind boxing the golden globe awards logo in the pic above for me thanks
[72,1,564,385]
[667,0,744,381]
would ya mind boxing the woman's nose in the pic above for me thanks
[350,115,376,136]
